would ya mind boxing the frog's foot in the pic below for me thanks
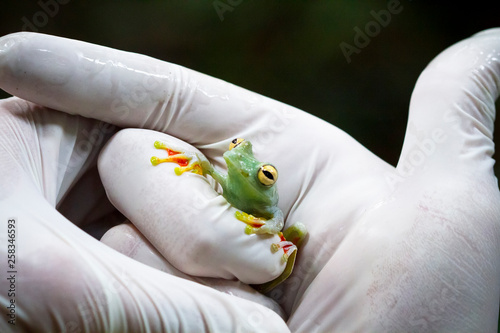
[251,223,308,293]
[251,246,297,294]
[270,222,307,263]
[151,140,203,175]
[234,211,283,235]
[271,233,297,264]
[272,223,307,262]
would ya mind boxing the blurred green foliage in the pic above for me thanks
[0,0,499,178]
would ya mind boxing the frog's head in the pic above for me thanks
[222,138,279,217]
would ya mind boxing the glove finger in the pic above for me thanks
[0,97,116,211]
[0,32,395,215]
[0,190,289,333]
[101,222,286,318]
[398,28,499,181]
[98,128,287,284]
[0,32,307,148]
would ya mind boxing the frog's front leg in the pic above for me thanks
[235,209,284,236]
[204,164,227,187]
[151,140,204,175]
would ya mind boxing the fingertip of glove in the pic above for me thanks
[0,32,27,54]
[0,32,38,66]
[0,33,20,78]
[472,27,500,39]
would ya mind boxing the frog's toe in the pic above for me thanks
[174,166,184,176]
[244,225,258,235]
[235,211,252,222]
[235,211,265,226]
[271,240,296,263]
[170,161,203,176]
[151,156,160,166]
[153,140,165,149]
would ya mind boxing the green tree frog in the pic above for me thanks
[151,138,307,292]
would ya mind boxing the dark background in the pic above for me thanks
[0,1,499,177]
[0,1,499,329]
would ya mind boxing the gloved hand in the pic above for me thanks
[0,28,499,332]
[0,42,289,333]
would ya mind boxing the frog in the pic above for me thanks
[150,138,307,292]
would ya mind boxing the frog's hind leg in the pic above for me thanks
[251,248,297,294]
[252,222,308,293]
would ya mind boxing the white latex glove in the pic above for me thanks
[0,45,289,333]
[0,28,499,332]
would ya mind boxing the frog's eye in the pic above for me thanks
[229,138,245,150]
[258,164,278,186]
